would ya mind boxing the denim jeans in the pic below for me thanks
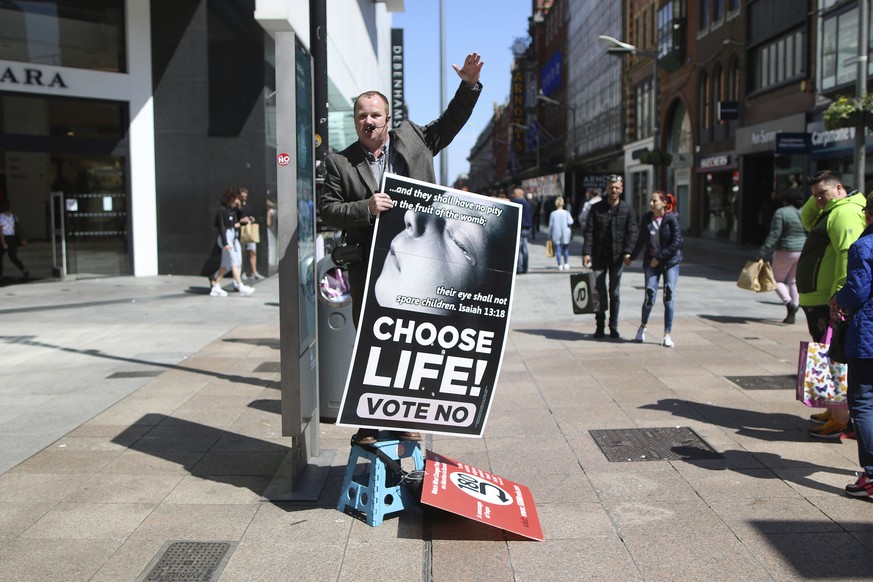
[517,229,530,273]
[594,260,624,329]
[848,358,873,477]
[641,263,680,333]
[555,242,569,266]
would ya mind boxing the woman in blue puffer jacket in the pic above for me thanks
[630,191,684,348]
[831,192,873,498]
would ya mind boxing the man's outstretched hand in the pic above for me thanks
[453,52,484,87]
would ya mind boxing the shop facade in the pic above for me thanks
[1,0,156,278]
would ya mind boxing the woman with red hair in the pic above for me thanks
[630,191,684,347]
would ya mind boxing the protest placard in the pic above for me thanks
[420,451,543,541]
[336,174,520,437]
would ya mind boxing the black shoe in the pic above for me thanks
[783,303,798,324]
[593,327,605,339]
[609,328,621,339]
[352,429,379,445]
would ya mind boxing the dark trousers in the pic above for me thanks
[0,236,26,277]
[594,260,624,329]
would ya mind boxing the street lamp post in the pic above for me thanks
[537,93,577,199]
[598,35,659,188]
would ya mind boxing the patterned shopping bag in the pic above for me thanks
[795,340,848,408]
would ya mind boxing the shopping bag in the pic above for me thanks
[241,222,260,244]
[737,259,764,291]
[757,260,778,292]
[796,332,848,408]
[570,270,600,314]
[545,240,555,258]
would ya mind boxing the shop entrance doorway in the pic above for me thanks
[1,94,129,280]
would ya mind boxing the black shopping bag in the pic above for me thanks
[570,270,600,314]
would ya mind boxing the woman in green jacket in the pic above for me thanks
[757,189,807,323]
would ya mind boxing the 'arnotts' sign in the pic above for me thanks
[0,65,67,89]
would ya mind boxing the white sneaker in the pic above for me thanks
[241,274,252,282]
[663,334,675,348]
[635,326,646,343]
[252,272,266,280]
[210,285,228,297]
[238,284,256,296]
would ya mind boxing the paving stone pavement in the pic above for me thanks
[0,233,872,581]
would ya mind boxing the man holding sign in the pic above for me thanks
[319,52,484,445]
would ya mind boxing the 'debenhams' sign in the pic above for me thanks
[1,64,68,89]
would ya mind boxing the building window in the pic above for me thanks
[728,0,740,12]
[635,80,652,141]
[753,29,805,92]
[658,0,685,59]
[712,64,723,127]
[713,0,724,21]
[699,0,710,31]
[0,0,126,72]
[728,55,740,100]
[820,4,872,91]
[699,71,710,143]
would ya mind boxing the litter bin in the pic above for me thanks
[317,256,355,421]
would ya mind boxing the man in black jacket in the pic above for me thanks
[582,175,638,339]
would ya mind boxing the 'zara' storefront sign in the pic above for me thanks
[0,59,131,101]
[0,65,67,89]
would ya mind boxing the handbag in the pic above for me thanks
[546,240,555,258]
[757,260,778,292]
[241,222,260,244]
[737,259,764,291]
[570,270,600,314]
[796,325,849,408]
[828,316,849,363]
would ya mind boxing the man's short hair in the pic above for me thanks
[606,174,623,184]
[353,90,390,115]
[808,170,842,189]
[866,192,873,215]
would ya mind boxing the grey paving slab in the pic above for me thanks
[3,241,873,581]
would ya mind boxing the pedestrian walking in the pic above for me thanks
[0,198,29,282]
[548,196,573,270]
[630,191,683,348]
[755,188,806,323]
[582,175,638,339]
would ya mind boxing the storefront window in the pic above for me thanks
[702,170,738,239]
[0,0,125,73]
[0,93,129,278]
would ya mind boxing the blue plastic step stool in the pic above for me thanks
[336,436,425,526]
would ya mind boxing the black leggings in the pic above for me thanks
[0,236,26,277]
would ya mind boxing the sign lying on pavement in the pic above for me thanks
[420,451,543,541]
[336,174,520,437]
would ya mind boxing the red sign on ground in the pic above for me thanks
[420,451,543,541]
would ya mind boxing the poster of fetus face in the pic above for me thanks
[335,173,521,437]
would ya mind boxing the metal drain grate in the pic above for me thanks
[590,427,722,462]
[107,370,162,379]
[143,541,232,581]
[726,375,795,391]
[254,361,281,373]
